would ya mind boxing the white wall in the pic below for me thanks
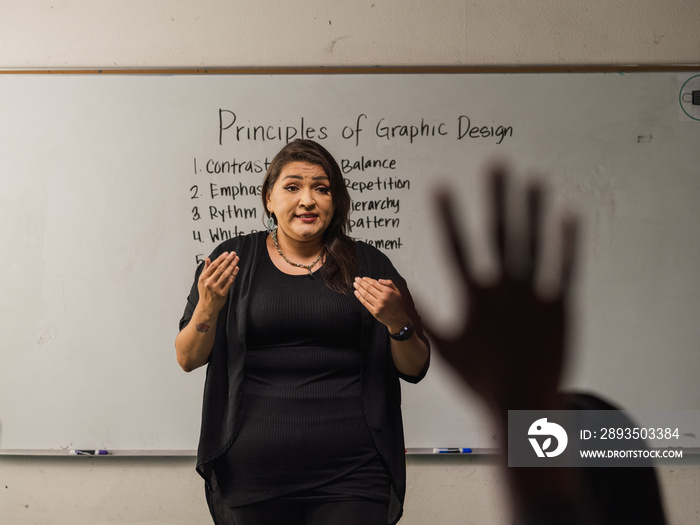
[1,455,698,524]
[1,2,699,524]
[1,1,698,67]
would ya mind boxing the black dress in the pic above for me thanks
[213,247,390,508]
[180,231,430,525]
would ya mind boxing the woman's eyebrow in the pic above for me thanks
[281,174,329,181]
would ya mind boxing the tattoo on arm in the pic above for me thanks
[195,323,211,333]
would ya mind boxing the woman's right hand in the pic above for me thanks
[197,251,240,315]
[176,251,240,372]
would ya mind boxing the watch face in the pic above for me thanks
[391,322,414,340]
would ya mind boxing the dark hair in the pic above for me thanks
[564,392,667,525]
[262,139,357,293]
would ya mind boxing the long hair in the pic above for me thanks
[262,139,357,293]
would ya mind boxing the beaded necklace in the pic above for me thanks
[271,228,323,276]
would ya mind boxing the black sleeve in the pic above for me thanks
[179,261,205,331]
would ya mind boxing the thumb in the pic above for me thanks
[378,279,398,291]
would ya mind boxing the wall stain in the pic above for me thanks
[327,35,349,54]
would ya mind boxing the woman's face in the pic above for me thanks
[266,161,335,246]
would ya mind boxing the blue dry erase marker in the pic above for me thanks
[433,448,472,454]
[69,449,109,456]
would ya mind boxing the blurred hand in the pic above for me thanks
[425,167,578,412]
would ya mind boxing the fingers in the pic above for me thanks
[353,285,372,312]
[435,189,472,285]
[524,180,544,282]
[353,278,380,320]
[353,277,382,306]
[489,170,561,288]
[353,277,406,326]
[354,278,400,299]
[200,251,239,293]
[201,252,228,277]
[484,169,577,300]
[490,167,508,273]
[214,253,239,288]
[377,278,399,291]
[559,213,579,300]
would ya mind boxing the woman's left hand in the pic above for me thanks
[353,277,411,333]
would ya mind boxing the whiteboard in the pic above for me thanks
[1,71,699,452]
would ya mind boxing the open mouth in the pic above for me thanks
[296,214,318,222]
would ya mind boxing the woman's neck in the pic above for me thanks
[270,231,325,265]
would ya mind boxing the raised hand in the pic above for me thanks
[426,168,578,412]
[176,251,240,372]
[197,251,240,315]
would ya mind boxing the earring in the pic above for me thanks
[266,214,277,233]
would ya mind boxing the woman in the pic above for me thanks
[176,139,430,525]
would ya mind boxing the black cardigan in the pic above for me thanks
[179,231,430,524]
